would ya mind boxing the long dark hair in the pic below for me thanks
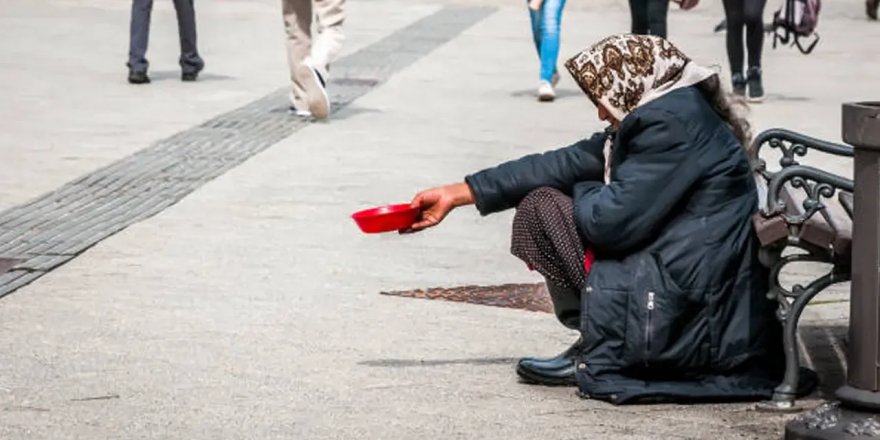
[695,75,752,153]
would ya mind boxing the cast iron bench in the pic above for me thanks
[750,128,854,410]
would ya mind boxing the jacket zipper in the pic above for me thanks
[644,291,655,367]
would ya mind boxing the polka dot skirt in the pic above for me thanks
[510,187,592,291]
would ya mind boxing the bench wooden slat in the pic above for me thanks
[840,192,853,217]
[753,176,789,247]
[820,191,852,259]
[752,174,852,260]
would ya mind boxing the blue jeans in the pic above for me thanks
[528,0,567,83]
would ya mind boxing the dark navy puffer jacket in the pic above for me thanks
[465,86,782,404]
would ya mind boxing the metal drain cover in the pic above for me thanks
[380,283,552,313]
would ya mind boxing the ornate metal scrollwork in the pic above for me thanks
[771,137,809,169]
[767,248,850,323]
[751,128,854,182]
[763,165,854,225]
[768,250,823,320]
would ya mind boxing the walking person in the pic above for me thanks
[282,0,345,120]
[627,0,698,39]
[723,0,767,101]
[527,0,566,102]
[868,0,879,20]
[628,0,670,37]
[127,0,205,84]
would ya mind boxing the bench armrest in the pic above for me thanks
[764,164,854,225]
[751,128,854,181]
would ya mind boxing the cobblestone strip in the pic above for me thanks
[0,6,495,298]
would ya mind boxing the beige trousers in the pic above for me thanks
[282,0,345,109]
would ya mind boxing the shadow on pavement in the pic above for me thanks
[148,70,236,82]
[510,88,583,100]
[359,357,518,368]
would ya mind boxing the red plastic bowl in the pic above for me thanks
[352,203,419,233]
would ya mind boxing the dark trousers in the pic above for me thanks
[722,0,767,73]
[128,0,204,73]
[628,0,670,38]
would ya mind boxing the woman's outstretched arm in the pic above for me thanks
[405,183,475,232]
[464,132,607,216]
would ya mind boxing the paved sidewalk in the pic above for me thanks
[0,0,877,438]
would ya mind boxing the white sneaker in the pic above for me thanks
[288,106,312,117]
[287,92,312,117]
[537,81,555,102]
[294,61,330,120]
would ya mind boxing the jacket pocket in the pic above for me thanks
[581,285,629,367]
[623,253,710,373]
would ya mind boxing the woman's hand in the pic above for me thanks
[404,183,475,233]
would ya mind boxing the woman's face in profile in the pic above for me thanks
[597,103,620,128]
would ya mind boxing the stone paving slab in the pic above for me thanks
[0,0,875,439]
[0,4,493,298]
[0,0,441,213]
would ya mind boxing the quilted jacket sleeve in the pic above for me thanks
[464,132,607,216]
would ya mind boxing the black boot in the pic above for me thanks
[747,66,764,102]
[731,72,746,97]
[127,69,150,85]
[516,338,582,386]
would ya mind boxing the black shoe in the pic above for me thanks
[731,72,746,97]
[181,71,199,82]
[128,70,150,84]
[516,338,582,386]
[868,0,879,20]
[747,66,764,102]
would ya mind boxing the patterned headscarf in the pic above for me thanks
[564,34,716,122]
[564,34,717,182]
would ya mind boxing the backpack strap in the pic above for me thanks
[795,32,820,54]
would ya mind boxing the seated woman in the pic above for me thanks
[406,34,783,404]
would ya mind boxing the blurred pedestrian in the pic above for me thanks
[629,0,670,37]
[127,0,205,84]
[628,0,697,39]
[723,0,767,101]
[282,0,345,120]
[527,0,566,102]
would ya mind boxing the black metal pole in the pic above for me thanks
[785,102,880,439]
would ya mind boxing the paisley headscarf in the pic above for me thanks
[564,35,717,181]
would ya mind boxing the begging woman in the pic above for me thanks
[406,34,784,404]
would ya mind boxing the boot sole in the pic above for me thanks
[128,74,150,84]
[515,364,577,386]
